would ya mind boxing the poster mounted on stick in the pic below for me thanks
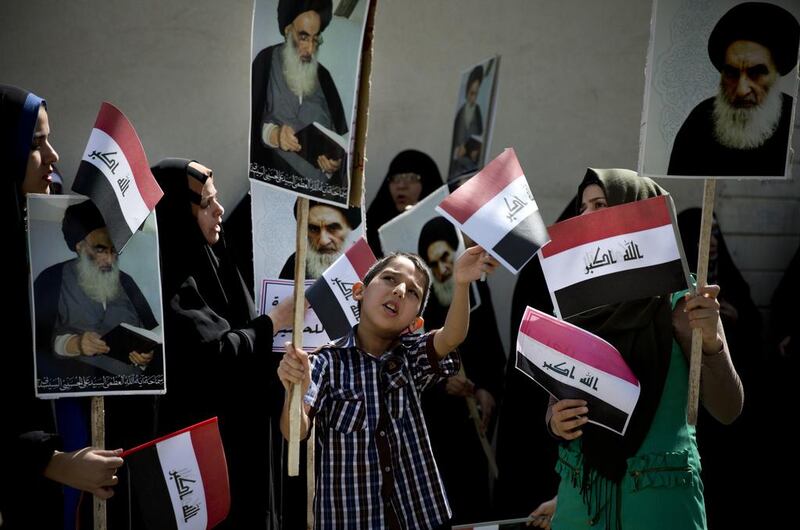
[249,0,373,207]
[638,0,800,179]
[28,195,165,398]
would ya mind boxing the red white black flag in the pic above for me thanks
[516,306,641,435]
[72,102,162,252]
[306,237,376,340]
[122,418,230,530]
[435,148,549,273]
[539,195,690,318]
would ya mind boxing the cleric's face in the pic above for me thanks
[78,228,117,273]
[425,240,455,283]
[308,205,350,255]
[719,39,778,108]
[289,10,322,63]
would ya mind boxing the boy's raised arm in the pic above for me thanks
[433,246,498,357]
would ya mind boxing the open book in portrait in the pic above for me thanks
[296,121,347,167]
[101,322,162,363]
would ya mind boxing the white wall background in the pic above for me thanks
[3,0,797,354]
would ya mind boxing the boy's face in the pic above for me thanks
[356,256,426,335]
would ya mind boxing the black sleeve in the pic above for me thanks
[169,276,274,362]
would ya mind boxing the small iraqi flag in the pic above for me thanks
[515,306,641,435]
[72,102,162,252]
[122,418,230,530]
[306,237,376,340]
[436,148,549,274]
[539,195,690,318]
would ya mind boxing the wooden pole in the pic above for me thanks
[288,198,309,476]
[459,366,499,478]
[687,178,716,425]
[91,396,106,530]
[306,424,315,530]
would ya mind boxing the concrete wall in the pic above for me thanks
[3,0,797,354]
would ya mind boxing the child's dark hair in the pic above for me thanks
[362,252,433,316]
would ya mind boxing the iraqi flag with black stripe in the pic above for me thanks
[306,237,376,340]
[540,194,690,318]
[122,418,230,530]
[72,102,162,252]
[435,148,549,273]
[515,306,640,435]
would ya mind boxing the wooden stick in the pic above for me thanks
[288,198,309,476]
[306,423,315,530]
[91,396,106,530]
[459,366,499,478]
[687,178,716,425]
[349,0,378,207]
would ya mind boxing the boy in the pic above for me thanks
[278,248,498,529]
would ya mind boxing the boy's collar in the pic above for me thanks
[335,325,420,356]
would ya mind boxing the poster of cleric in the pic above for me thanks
[250,180,364,349]
[28,195,165,398]
[638,0,800,179]
[249,0,370,206]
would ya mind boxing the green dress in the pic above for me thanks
[552,291,706,529]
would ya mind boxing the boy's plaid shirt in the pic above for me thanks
[304,328,460,529]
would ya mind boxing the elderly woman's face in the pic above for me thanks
[23,107,59,195]
[579,184,608,215]
[190,163,225,245]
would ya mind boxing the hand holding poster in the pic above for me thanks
[436,148,549,274]
[539,194,690,318]
[72,102,162,252]
[515,306,640,436]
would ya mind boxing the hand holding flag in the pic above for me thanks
[436,148,549,274]
[515,306,640,436]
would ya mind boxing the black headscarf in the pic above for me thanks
[568,169,674,528]
[366,149,443,256]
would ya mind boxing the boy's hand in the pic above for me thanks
[454,245,498,285]
[277,342,311,395]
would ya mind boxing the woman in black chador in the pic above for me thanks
[152,158,291,529]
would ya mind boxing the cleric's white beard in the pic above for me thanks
[77,251,121,305]
[431,275,455,306]
[282,36,318,98]
[306,245,339,278]
[462,101,476,127]
[712,87,782,150]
